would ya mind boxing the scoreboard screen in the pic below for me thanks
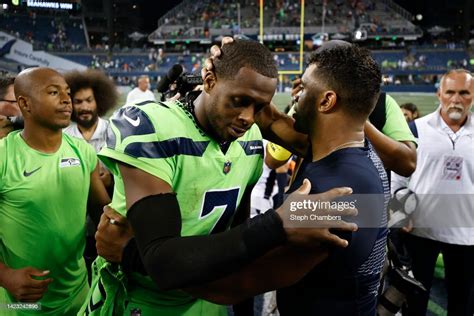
[1,0,81,11]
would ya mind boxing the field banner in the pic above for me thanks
[0,31,86,72]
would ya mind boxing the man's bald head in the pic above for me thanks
[14,67,63,98]
[13,67,72,131]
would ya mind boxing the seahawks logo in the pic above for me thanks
[59,158,81,168]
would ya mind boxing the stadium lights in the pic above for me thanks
[353,30,367,41]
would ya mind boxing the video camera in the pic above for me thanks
[377,189,426,316]
[387,187,418,228]
[157,64,203,101]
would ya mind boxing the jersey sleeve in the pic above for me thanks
[99,105,175,186]
[382,94,417,145]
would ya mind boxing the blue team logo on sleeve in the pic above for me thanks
[238,140,264,156]
[110,106,156,143]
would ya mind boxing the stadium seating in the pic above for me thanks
[0,13,86,51]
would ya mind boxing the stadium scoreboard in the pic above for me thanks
[1,0,80,10]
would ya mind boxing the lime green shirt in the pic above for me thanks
[0,131,97,315]
[83,100,263,316]
[382,94,417,144]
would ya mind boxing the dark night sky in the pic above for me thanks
[140,1,184,32]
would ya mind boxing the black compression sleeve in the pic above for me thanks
[121,238,147,275]
[127,194,286,290]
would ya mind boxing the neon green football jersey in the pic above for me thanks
[83,100,264,315]
[0,131,97,315]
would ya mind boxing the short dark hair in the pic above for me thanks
[400,102,419,114]
[64,70,118,117]
[0,76,15,100]
[307,42,381,117]
[214,39,278,80]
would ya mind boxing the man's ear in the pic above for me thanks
[318,90,337,112]
[203,70,217,93]
[17,96,30,115]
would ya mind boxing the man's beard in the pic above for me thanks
[73,110,98,128]
[447,104,465,121]
[293,110,310,134]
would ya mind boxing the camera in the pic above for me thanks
[157,64,203,101]
[387,187,417,228]
[377,266,427,315]
[168,73,203,100]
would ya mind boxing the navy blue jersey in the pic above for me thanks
[277,141,388,316]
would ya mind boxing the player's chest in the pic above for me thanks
[2,149,89,198]
[173,141,262,182]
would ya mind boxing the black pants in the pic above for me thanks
[405,234,474,316]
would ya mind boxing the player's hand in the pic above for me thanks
[291,78,302,98]
[0,115,14,139]
[1,267,52,302]
[276,179,358,248]
[168,92,181,101]
[201,36,234,80]
[95,206,133,263]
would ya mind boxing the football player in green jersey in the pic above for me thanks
[0,67,110,315]
[83,40,357,316]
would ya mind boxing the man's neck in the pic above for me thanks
[21,125,63,153]
[77,119,99,142]
[193,92,218,139]
[440,111,467,133]
[310,115,365,162]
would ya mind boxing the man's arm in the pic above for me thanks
[87,162,111,226]
[231,185,253,227]
[184,244,328,304]
[118,162,288,290]
[100,164,356,291]
[255,102,308,156]
[364,121,417,177]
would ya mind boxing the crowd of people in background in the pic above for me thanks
[0,33,473,315]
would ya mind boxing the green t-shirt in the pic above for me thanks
[0,131,97,315]
[83,100,263,315]
[382,94,417,144]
